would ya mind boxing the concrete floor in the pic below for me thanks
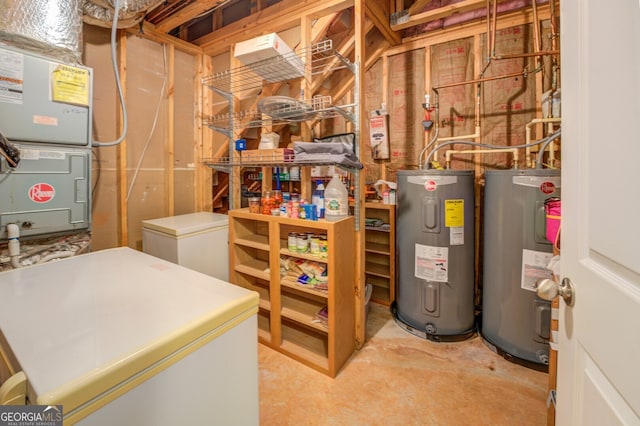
[259,302,549,425]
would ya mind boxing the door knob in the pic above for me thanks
[536,277,575,307]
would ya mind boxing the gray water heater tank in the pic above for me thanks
[481,169,560,369]
[393,170,476,341]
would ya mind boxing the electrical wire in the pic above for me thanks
[91,148,101,204]
[535,129,562,169]
[126,44,168,202]
[93,0,128,147]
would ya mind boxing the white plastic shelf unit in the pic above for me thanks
[201,39,362,229]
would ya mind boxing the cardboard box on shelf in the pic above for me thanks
[234,33,304,83]
[240,148,295,163]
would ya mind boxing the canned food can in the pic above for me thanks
[319,236,328,258]
[288,233,298,252]
[296,233,309,253]
[310,235,321,255]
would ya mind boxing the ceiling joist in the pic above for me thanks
[391,0,487,31]
[129,21,203,55]
[196,0,354,56]
[364,0,401,46]
[154,0,227,33]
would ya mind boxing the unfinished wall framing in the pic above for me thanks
[365,4,558,185]
[84,24,205,251]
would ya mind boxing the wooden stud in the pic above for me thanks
[473,34,483,308]
[117,30,128,246]
[195,54,211,212]
[128,21,202,56]
[167,43,176,216]
[382,53,389,181]
[354,0,366,349]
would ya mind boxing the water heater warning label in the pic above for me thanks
[445,199,464,227]
[415,244,449,283]
[521,249,553,292]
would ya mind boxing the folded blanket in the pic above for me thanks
[292,142,363,169]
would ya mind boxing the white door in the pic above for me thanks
[558,0,640,424]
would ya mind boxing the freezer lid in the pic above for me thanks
[0,247,258,412]
[141,212,229,236]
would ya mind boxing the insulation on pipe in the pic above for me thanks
[0,0,83,63]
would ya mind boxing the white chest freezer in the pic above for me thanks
[141,212,229,281]
[0,247,259,425]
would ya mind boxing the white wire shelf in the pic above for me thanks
[201,40,353,95]
[203,155,359,171]
[204,95,355,132]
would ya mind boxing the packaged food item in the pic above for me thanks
[288,233,298,252]
[296,234,309,253]
[248,197,261,213]
[273,189,283,206]
[310,235,321,256]
[319,236,328,258]
[261,191,276,214]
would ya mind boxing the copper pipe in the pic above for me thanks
[550,0,558,52]
[531,0,542,73]
[486,0,491,61]
[433,71,524,90]
[495,50,559,59]
[491,0,498,57]
[549,0,559,93]
[531,0,542,53]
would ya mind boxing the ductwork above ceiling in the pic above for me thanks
[82,0,166,28]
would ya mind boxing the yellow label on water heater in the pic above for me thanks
[445,199,464,227]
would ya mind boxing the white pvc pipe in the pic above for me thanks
[7,224,20,269]
[525,117,562,168]
[434,125,481,162]
[445,148,519,169]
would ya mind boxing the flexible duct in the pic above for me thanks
[0,0,83,63]
[82,0,166,28]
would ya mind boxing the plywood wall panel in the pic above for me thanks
[82,24,119,251]
[125,36,169,249]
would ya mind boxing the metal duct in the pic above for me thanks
[82,0,166,28]
[0,0,82,63]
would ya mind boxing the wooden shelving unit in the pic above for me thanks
[228,209,355,377]
[362,202,396,306]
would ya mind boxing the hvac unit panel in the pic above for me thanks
[0,143,91,240]
[481,169,561,367]
[395,170,475,339]
[0,45,91,146]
